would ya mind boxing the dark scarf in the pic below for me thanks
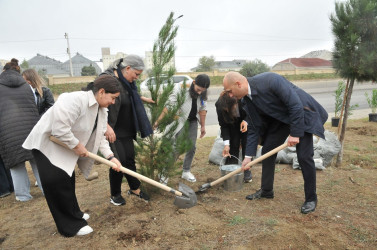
[116,67,153,138]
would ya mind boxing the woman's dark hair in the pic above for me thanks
[89,75,121,94]
[3,58,20,73]
[218,91,238,124]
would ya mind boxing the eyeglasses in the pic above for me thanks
[131,68,141,77]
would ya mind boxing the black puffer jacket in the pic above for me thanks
[0,70,39,169]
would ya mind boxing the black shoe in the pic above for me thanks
[127,190,150,201]
[110,194,126,206]
[246,189,274,200]
[301,200,317,214]
[244,170,253,183]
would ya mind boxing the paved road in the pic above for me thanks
[202,79,376,138]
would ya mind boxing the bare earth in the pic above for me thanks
[1,119,376,249]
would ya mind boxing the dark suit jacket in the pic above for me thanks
[242,72,328,156]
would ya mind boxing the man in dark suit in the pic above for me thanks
[222,72,328,214]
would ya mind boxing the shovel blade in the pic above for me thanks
[174,182,197,209]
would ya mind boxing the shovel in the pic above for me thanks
[49,136,197,209]
[198,143,288,192]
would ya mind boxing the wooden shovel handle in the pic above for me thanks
[210,143,289,187]
[49,136,183,196]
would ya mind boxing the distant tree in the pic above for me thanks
[20,59,29,69]
[330,0,377,166]
[196,55,215,72]
[239,59,270,77]
[81,64,97,76]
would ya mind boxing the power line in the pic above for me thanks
[180,26,329,41]
[0,38,63,43]
[0,36,331,44]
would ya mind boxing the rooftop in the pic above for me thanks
[276,58,332,68]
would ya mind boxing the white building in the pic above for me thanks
[101,47,127,71]
[101,48,175,74]
[144,51,175,72]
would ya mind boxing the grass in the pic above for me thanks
[49,82,89,95]
[209,73,340,86]
[265,218,278,227]
[283,73,339,81]
[228,215,249,226]
[349,225,370,243]
[46,73,340,94]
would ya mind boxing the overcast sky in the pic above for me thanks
[0,0,345,71]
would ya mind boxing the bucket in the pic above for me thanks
[220,156,244,192]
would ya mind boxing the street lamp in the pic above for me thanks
[174,14,183,21]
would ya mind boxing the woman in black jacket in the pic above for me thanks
[100,55,153,206]
[0,59,41,201]
[22,69,54,116]
[215,91,252,182]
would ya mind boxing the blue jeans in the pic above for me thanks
[9,158,43,201]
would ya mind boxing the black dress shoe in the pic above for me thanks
[301,200,317,214]
[246,189,274,200]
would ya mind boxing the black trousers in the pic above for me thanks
[32,150,87,237]
[260,118,317,202]
[0,155,13,195]
[109,137,140,196]
[225,123,247,165]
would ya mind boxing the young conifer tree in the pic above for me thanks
[135,12,192,184]
[330,0,377,166]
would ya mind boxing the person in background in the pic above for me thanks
[0,58,41,201]
[216,91,252,183]
[153,74,210,183]
[23,68,55,186]
[99,55,153,206]
[22,68,54,116]
[23,75,122,237]
[222,72,328,214]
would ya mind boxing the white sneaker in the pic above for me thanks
[35,181,38,187]
[158,174,169,186]
[85,171,98,181]
[76,225,93,236]
[82,213,90,220]
[181,171,196,182]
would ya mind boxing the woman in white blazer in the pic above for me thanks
[23,75,122,237]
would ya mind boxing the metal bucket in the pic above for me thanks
[220,156,244,192]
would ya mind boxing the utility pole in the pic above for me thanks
[64,32,74,77]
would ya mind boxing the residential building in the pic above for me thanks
[101,47,127,70]
[27,53,101,77]
[0,59,8,68]
[271,57,334,75]
[62,53,102,76]
[301,50,333,61]
[144,51,175,72]
[190,59,247,72]
[28,54,70,77]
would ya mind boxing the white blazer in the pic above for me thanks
[23,91,113,178]
[166,84,207,135]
